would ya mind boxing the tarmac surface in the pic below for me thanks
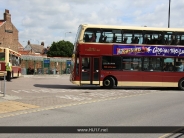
[1,75,184,137]
[0,74,158,118]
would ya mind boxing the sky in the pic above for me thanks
[0,0,184,47]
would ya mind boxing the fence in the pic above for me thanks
[20,55,71,75]
[0,72,6,97]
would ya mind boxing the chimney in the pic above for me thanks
[28,40,30,45]
[4,9,11,22]
[41,42,44,46]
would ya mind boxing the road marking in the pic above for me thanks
[56,95,92,101]
[31,89,41,93]
[11,90,21,93]
[0,92,153,119]
[55,90,154,101]
[22,90,30,93]
[11,89,157,94]
[159,127,184,138]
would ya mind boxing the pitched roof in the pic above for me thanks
[30,44,44,53]
[0,20,5,26]
[18,41,24,49]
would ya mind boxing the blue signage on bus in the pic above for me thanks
[113,45,184,57]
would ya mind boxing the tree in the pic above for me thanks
[47,40,74,57]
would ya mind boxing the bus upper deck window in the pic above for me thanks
[84,34,90,42]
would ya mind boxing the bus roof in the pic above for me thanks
[0,47,21,56]
[80,24,184,32]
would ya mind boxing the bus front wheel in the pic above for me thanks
[103,77,115,89]
[178,79,184,90]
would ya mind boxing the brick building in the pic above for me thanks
[23,40,45,55]
[0,9,22,52]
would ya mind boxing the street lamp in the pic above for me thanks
[65,32,72,37]
[168,0,171,28]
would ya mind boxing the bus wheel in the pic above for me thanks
[103,77,115,89]
[179,79,184,90]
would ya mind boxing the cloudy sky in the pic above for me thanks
[0,0,183,47]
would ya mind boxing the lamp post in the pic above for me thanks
[65,32,72,37]
[168,0,171,28]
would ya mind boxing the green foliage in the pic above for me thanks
[47,40,74,57]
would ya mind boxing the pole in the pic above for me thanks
[3,73,6,97]
[168,0,171,28]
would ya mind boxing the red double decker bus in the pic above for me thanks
[0,47,21,78]
[70,24,184,90]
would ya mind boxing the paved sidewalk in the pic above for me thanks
[0,74,71,117]
[0,94,39,115]
[21,74,69,78]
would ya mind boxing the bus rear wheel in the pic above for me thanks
[178,79,184,90]
[103,77,115,89]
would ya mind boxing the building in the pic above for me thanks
[0,9,21,52]
[23,40,45,55]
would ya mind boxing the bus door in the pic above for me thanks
[80,57,100,85]
[92,57,100,85]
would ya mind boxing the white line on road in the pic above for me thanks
[11,90,21,93]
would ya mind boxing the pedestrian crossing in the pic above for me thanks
[9,88,157,102]
[11,89,156,94]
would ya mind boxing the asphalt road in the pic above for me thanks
[0,75,184,138]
